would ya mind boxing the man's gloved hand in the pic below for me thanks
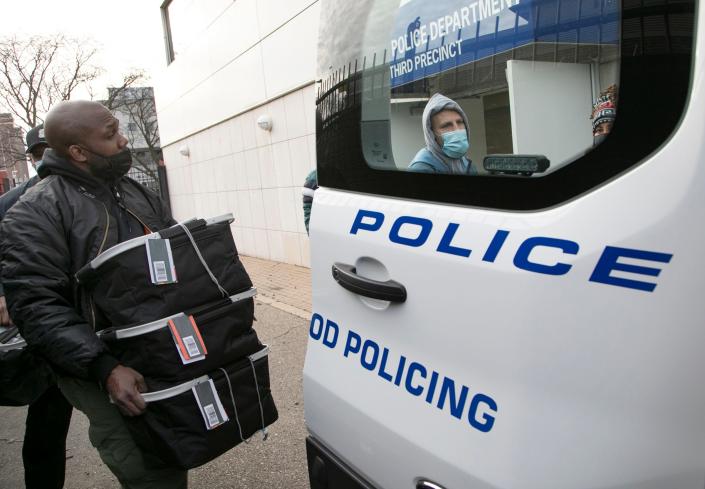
[0,296,12,326]
[105,365,147,416]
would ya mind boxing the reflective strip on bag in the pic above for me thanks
[248,345,270,363]
[0,337,26,352]
[141,375,211,403]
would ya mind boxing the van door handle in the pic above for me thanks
[332,263,407,303]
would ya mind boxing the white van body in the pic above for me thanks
[303,1,704,488]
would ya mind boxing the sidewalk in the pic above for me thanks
[241,255,312,320]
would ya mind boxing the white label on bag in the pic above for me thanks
[204,404,219,428]
[192,379,228,430]
[154,261,168,283]
[145,238,177,285]
[183,335,200,357]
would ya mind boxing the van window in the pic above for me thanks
[364,0,619,177]
[316,0,695,209]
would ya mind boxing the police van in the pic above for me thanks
[303,0,701,487]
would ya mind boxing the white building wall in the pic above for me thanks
[155,1,320,267]
[507,60,593,172]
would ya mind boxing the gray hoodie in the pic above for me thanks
[409,93,473,174]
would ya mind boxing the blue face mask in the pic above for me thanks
[440,130,469,159]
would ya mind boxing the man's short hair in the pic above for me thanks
[44,101,106,157]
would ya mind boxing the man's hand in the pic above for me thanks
[0,296,12,326]
[105,365,147,416]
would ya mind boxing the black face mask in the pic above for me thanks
[593,134,608,146]
[81,146,133,180]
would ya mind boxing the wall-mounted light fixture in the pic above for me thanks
[257,114,273,132]
[179,145,190,157]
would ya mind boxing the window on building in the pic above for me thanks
[161,0,233,64]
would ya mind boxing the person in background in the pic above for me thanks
[408,93,477,175]
[0,123,50,322]
[0,124,47,217]
[0,101,184,488]
[302,169,318,234]
[591,84,618,145]
[0,123,73,489]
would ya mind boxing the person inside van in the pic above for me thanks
[408,93,477,175]
[591,84,617,145]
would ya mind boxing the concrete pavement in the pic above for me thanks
[241,256,312,320]
[0,255,313,488]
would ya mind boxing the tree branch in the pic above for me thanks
[0,34,102,131]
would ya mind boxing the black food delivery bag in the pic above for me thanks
[126,345,278,469]
[98,289,261,384]
[75,214,252,329]
[0,331,53,406]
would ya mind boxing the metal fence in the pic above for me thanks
[128,149,162,196]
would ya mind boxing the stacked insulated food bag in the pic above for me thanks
[75,214,277,469]
[0,328,52,406]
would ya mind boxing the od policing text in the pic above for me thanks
[309,313,498,433]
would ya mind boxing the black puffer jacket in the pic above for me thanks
[0,175,41,296]
[0,149,175,382]
[0,174,40,220]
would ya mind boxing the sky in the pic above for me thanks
[1,0,166,104]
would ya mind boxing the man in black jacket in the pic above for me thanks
[0,101,185,488]
[0,124,47,221]
[0,124,50,321]
[0,124,48,215]
[0,123,73,489]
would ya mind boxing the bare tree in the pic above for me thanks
[0,34,101,129]
[103,71,147,112]
[107,86,161,181]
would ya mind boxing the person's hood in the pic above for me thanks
[422,93,471,171]
[39,148,111,189]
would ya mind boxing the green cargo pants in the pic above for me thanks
[58,376,188,489]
